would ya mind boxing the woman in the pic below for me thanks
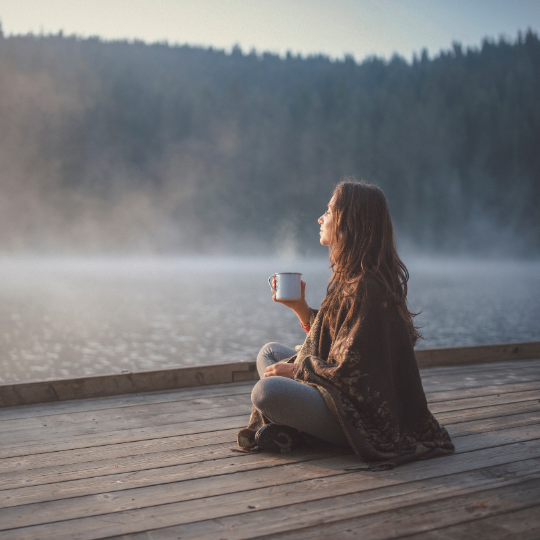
[238,179,455,469]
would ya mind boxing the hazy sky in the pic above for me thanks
[1,0,540,61]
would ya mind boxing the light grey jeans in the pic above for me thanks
[251,342,349,447]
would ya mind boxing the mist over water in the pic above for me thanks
[1,255,539,384]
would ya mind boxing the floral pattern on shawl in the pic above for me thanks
[238,277,454,468]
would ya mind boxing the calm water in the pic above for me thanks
[0,256,539,383]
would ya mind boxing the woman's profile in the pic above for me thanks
[237,178,455,469]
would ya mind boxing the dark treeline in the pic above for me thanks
[0,28,539,255]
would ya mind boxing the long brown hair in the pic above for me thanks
[322,178,422,344]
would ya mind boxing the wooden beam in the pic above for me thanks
[0,341,538,408]
[0,361,258,408]
[415,341,540,368]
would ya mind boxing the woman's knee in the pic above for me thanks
[257,342,281,361]
[256,342,285,377]
[260,342,281,353]
[251,377,284,413]
[258,342,296,362]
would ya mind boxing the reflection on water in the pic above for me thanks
[0,256,539,383]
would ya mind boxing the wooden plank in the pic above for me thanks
[0,428,240,474]
[428,389,540,414]
[415,341,540,368]
[2,387,539,459]
[401,505,540,539]
[0,401,251,447]
[3,374,538,430]
[16,458,540,540]
[0,393,254,435]
[0,406,536,485]
[2,394,536,460]
[421,362,540,380]
[425,380,540,403]
[254,480,540,540]
[419,357,540,375]
[0,415,250,459]
[2,382,537,445]
[0,361,259,408]
[446,410,540,438]
[0,408,527,483]
[420,369,540,393]
[0,382,254,422]
[0,408,537,493]
[0,441,246,491]
[436,400,540,425]
[421,358,540,374]
[447,424,540,453]
[2,367,539,457]
[0,446,349,509]
[3,386,535,442]
[1,406,538,477]
[2,435,540,533]
[1,422,538,510]
[1,375,537,429]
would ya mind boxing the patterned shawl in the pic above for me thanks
[238,277,455,469]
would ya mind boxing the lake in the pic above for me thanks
[1,256,539,383]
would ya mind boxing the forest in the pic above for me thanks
[0,26,538,256]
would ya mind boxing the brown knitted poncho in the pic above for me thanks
[238,277,455,469]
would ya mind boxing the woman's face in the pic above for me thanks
[318,197,335,246]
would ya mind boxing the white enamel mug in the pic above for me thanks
[268,272,302,301]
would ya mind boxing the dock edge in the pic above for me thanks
[1,341,539,408]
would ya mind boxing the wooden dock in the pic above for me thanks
[0,347,540,538]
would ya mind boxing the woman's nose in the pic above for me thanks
[318,216,323,224]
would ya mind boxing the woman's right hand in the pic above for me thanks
[272,278,311,325]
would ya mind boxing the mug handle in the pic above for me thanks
[268,274,277,293]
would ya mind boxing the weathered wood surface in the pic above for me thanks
[1,341,539,407]
[0,359,539,539]
[401,505,540,539]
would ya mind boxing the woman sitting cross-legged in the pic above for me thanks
[237,178,455,469]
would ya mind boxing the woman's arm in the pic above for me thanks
[265,278,310,378]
